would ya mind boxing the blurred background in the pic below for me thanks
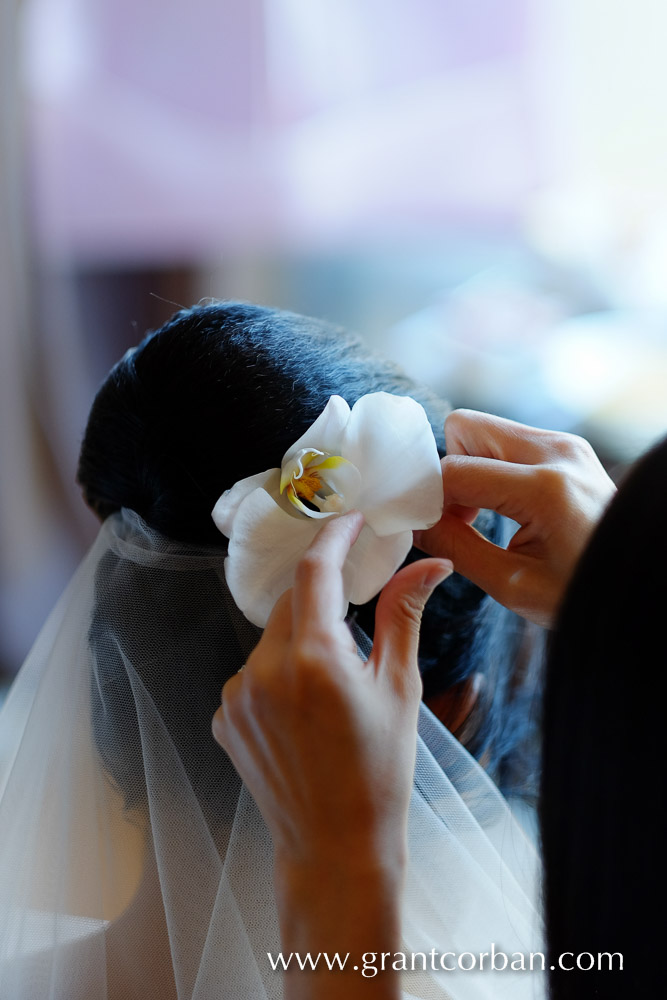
[2,0,667,679]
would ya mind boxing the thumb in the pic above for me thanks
[371,558,453,685]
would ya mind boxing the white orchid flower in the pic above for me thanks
[212,392,444,628]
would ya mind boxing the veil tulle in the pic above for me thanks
[0,509,544,999]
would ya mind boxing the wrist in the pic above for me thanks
[273,814,409,879]
[275,852,405,954]
[275,849,406,904]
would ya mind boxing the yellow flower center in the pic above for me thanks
[280,448,350,517]
[292,469,322,503]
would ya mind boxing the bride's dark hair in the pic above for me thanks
[78,300,539,810]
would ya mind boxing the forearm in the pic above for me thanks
[275,856,405,1000]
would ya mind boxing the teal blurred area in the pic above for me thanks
[3,0,667,678]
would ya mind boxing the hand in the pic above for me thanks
[212,512,452,1000]
[415,409,616,629]
[212,510,452,872]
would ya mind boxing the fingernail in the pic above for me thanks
[345,508,365,524]
[423,560,454,589]
[342,509,365,539]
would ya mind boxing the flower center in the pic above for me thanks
[280,448,350,518]
[292,468,323,503]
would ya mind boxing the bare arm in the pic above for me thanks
[212,512,452,1000]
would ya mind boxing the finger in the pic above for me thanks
[427,457,478,525]
[445,408,565,465]
[213,676,277,775]
[261,587,294,645]
[211,703,227,747]
[440,454,543,523]
[211,699,273,799]
[444,502,480,525]
[212,676,240,748]
[291,510,365,639]
[215,593,290,710]
[371,558,453,685]
[417,512,524,605]
[211,674,275,779]
[217,668,244,709]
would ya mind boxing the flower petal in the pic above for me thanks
[224,488,320,627]
[282,395,350,466]
[343,525,413,606]
[340,393,443,536]
[315,458,362,509]
[212,469,280,538]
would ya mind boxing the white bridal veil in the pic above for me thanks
[0,509,544,1000]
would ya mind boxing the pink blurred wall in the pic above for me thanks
[24,0,542,262]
